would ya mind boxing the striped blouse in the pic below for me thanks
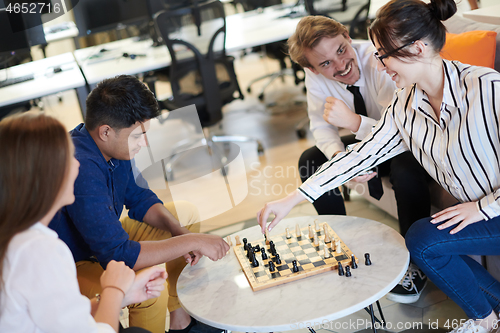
[299,59,500,220]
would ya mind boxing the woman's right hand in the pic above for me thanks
[257,190,306,233]
[100,260,135,297]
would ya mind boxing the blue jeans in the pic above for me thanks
[406,216,500,319]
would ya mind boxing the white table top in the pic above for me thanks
[43,21,79,43]
[73,5,303,85]
[463,4,500,25]
[0,52,86,108]
[177,215,409,332]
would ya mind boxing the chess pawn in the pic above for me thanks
[323,247,331,259]
[226,235,232,247]
[365,253,372,266]
[243,238,248,250]
[308,224,314,238]
[345,265,352,277]
[235,235,241,246]
[338,262,344,276]
[295,224,301,237]
[351,254,358,269]
[292,260,299,273]
[314,219,320,232]
[285,228,291,239]
[324,231,331,243]
[261,247,268,260]
[313,233,319,247]
[275,253,282,265]
[269,260,276,272]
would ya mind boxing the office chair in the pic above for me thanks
[238,0,305,101]
[348,0,371,40]
[154,0,264,179]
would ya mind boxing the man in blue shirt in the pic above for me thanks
[50,75,229,333]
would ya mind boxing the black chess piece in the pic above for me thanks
[338,262,345,276]
[275,253,282,265]
[351,254,358,269]
[248,248,255,263]
[254,244,260,252]
[252,255,259,268]
[345,265,352,277]
[292,260,299,273]
[270,246,277,257]
[365,253,372,266]
[269,260,276,272]
[261,247,268,260]
[243,238,248,250]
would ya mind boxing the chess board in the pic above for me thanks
[233,223,357,291]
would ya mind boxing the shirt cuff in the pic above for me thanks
[354,116,377,140]
[477,194,500,220]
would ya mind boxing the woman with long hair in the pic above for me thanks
[0,112,167,333]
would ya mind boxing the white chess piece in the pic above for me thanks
[286,228,291,239]
[295,224,301,237]
[226,235,232,246]
[308,225,314,238]
[235,235,241,246]
[324,247,331,258]
[313,233,319,247]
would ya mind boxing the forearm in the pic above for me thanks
[93,288,124,332]
[143,203,186,235]
[134,233,198,270]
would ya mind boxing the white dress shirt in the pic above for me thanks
[0,222,114,333]
[300,60,500,220]
[305,41,397,159]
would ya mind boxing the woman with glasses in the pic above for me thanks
[0,113,167,333]
[257,0,500,331]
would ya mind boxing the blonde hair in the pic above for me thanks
[288,15,348,68]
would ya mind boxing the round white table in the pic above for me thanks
[177,216,409,332]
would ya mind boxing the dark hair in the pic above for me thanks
[369,0,457,60]
[288,16,348,68]
[85,75,161,131]
[0,113,71,297]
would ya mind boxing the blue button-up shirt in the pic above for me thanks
[49,123,162,268]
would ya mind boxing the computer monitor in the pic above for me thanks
[0,10,30,55]
[71,0,150,36]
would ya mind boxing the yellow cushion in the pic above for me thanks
[440,30,497,69]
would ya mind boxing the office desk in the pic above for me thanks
[74,5,303,85]
[463,4,500,25]
[0,52,86,109]
[43,21,79,43]
[177,215,409,332]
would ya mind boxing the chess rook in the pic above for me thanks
[314,220,320,232]
[295,224,301,237]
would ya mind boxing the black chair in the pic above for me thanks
[237,0,305,101]
[348,0,371,40]
[154,0,264,178]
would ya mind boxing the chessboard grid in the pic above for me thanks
[233,223,358,291]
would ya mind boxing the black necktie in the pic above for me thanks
[346,85,384,200]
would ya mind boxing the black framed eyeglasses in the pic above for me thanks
[373,41,416,67]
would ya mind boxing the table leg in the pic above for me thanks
[375,300,386,327]
[368,304,378,333]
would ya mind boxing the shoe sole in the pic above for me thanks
[386,281,428,304]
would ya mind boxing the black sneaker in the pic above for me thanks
[386,263,427,303]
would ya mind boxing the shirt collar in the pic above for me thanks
[344,47,365,90]
[78,124,121,170]
[32,222,58,238]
